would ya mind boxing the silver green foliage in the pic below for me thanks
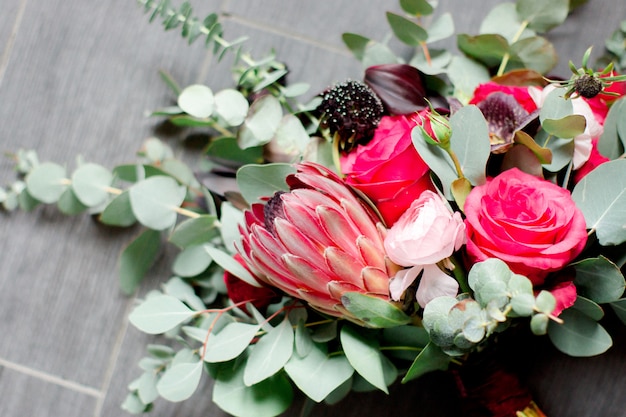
[422,258,557,356]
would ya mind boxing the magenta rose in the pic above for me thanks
[341,114,434,226]
[464,168,588,285]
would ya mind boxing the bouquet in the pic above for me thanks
[3,0,626,416]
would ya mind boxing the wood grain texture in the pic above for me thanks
[0,1,625,416]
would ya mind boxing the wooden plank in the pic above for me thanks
[0,367,96,416]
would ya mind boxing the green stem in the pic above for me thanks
[450,255,470,294]
[445,147,465,179]
[496,20,529,76]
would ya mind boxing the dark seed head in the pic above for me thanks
[574,74,603,98]
[318,80,384,152]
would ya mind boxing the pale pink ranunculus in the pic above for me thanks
[529,85,603,169]
[464,168,588,286]
[384,190,466,306]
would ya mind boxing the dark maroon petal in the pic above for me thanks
[364,64,428,115]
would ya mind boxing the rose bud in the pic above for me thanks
[364,64,428,115]
[415,108,452,148]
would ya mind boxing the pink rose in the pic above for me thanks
[384,190,466,307]
[464,168,588,285]
[341,114,434,226]
[469,82,538,113]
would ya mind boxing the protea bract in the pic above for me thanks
[236,162,398,321]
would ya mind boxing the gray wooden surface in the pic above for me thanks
[1,1,626,416]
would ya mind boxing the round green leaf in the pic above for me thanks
[510,293,536,316]
[402,342,451,383]
[203,323,261,363]
[530,313,549,335]
[244,317,294,386]
[99,190,137,227]
[573,296,605,321]
[238,95,282,149]
[386,12,427,46]
[129,295,195,334]
[340,326,387,393]
[284,343,354,402]
[119,229,161,295]
[535,290,557,314]
[273,114,310,155]
[340,292,411,328]
[516,0,569,33]
[572,159,626,245]
[178,84,215,118]
[169,215,219,249]
[173,244,213,277]
[236,163,295,205]
[25,162,67,203]
[573,256,626,303]
[71,163,113,206]
[57,188,88,215]
[129,176,187,230]
[214,89,249,126]
[156,360,203,402]
[213,360,293,417]
[548,308,612,357]
[204,245,261,288]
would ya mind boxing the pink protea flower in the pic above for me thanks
[236,162,398,320]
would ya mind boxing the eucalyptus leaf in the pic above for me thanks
[509,36,557,74]
[572,159,626,245]
[342,32,370,62]
[340,326,387,393]
[400,0,434,16]
[572,256,626,303]
[25,162,67,204]
[219,201,245,253]
[213,359,293,417]
[597,98,626,159]
[548,308,612,357]
[386,12,428,46]
[57,187,88,215]
[340,292,411,328]
[214,89,249,126]
[295,320,314,357]
[479,3,535,42]
[169,215,219,249]
[273,114,310,156]
[449,105,490,186]
[539,88,572,121]
[516,0,569,33]
[244,317,294,386]
[203,322,261,362]
[178,84,215,118]
[446,55,491,103]
[457,34,509,68]
[129,176,187,231]
[156,360,203,402]
[238,95,282,149]
[173,244,213,277]
[236,163,295,204]
[426,13,454,43]
[402,342,451,383]
[205,137,264,167]
[119,229,161,295]
[284,343,354,402]
[71,163,113,206]
[135,371,159,404]
[410,49,452,75]
[204,244,261,287]
[610,298,626,325]
[573,296,605,321]
[362,42,400,67]
[129,295,195,334]
[99,191,137,227]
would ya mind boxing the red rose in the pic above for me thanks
[469,82,538,113]
[464,168,588,285]
[223,254,280,314]
[340,114,434,226]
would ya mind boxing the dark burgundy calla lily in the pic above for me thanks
[364,64,428,115]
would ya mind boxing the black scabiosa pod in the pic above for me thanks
[317,80,384,152]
